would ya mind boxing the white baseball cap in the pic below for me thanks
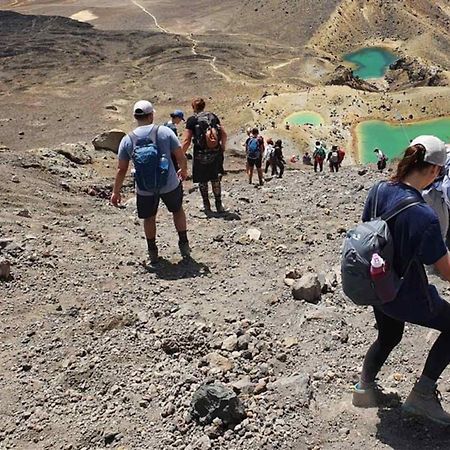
[133,100,155,116]
[410,135,446,166]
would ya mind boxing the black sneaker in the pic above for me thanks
[178,241,191,258]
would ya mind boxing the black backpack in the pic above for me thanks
[193,112,221,150]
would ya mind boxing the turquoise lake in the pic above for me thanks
[286,111,324,126]
[356,118,450,163]
[344,47,398,79]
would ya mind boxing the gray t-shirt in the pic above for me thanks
[118,124,181,196]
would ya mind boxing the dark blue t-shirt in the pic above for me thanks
[362,181,447,321]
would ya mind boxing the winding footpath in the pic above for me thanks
[130,0,300,87]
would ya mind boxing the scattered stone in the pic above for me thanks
[206,352,234,373]
[161,338,180,355]
[191,382,246,425]
[292,273,322,303]
[17,209,31,218]
[246,228,261,241]
[92,130,126,153]
[222,335,238,352]
[283,336,299,348]
[231,376,254,394]
[285,267,303,280]
[0,259,11,281]
[357,168,368,176]
[268,373,312,406]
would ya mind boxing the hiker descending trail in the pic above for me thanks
[182,97,227,213]
[111,100,189,264]
[245,128,264,186]
[346,135,450,425]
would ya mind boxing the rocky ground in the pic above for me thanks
[2,145,450,449]
[1,1,450,449]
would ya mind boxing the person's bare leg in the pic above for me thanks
[257,168,264,185]
[172,208,187,232]
[173,208,190,257]
[144,215,157,239]
[248,166,254,184]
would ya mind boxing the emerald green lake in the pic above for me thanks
[356,118,450,163]
[344,47,398,79]
[286,111,323,126]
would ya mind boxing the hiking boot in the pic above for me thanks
[202,199,211,212]
[147,247,159,265]
[352,382,382,408]
[402,386,450,425]
[215,200,225,213]
[178,241,191,259]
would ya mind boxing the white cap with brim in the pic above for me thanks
[410,135,446,167]
[133,100,155,116]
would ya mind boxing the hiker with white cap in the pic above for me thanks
[422,141,450,241]
[352,135,450,425]
[111,100,190,264]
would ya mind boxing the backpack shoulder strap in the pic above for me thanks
[149,124,159,145]
[371,181,384,220]
[129,132,138,158]
[381,196,422,221]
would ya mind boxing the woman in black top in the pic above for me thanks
[353,135,450,426]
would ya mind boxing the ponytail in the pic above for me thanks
[391,144,433,182]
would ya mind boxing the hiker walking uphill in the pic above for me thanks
[182,97,227,213]
[327,145,340,172]
[111,100,189,264]
[348,135,450,425]
[313,141,326,173]
[273,139,285,178]
[245,128,264,185]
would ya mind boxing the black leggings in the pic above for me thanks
[361,304,450,383]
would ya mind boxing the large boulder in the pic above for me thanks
[191,382,246,425]
[292,273,321,304]
[92,130,126,153]
[55,143,92,164]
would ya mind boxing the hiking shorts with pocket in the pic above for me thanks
[137,183,183,219]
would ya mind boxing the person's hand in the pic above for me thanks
[111,192,121,206]
[177,168,187,181]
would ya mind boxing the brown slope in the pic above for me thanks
[309,0,450,68]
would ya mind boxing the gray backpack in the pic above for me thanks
[341,182,421,306]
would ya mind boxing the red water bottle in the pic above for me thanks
[370,253,396,303]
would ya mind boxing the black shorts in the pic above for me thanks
[247,157,262,169]
[136,183,183,219]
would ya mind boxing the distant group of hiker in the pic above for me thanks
[309,141,346,173]
[244,127,285,185]
[110,98,450,427]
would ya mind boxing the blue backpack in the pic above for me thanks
[247,137,261,159]
[129,126,169,191]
